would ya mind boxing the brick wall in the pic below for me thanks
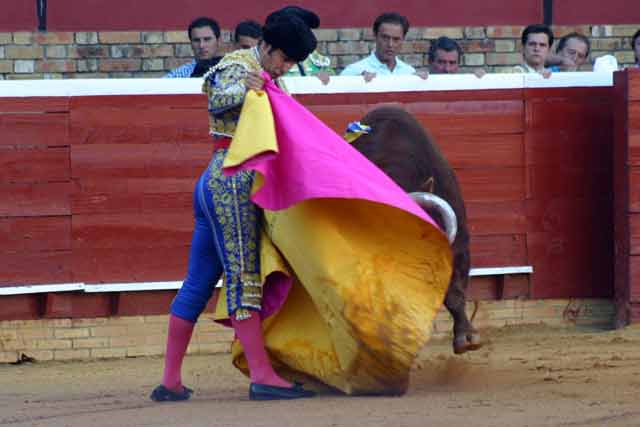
[0,299,615,363]
[0,24,637,80]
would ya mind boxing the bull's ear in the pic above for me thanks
[421,177,435,193]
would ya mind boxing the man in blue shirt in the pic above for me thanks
[340,12,416,81]
[166,17,222,78]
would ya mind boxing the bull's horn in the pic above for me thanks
[409,192,457,244]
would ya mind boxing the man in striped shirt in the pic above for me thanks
[166,17,222,78]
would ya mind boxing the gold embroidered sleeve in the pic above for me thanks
[206,64,249,114]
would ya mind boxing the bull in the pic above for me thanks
[349,106,482,354]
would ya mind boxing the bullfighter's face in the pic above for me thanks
[374,23,405,65]
[259,43,297,79]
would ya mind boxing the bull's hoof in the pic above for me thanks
[453,330,483,355]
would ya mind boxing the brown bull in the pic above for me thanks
[350,106,481,354]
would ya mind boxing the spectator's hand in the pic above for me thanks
[473,69,487,79]
[541,70,552,79]
[559,57,578,72]
[316,72,331,85]
[415,70,429,80]
[362,71,376,82]
[246,72,265,91]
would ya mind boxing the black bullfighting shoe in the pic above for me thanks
[150,384,194,402]
[249,382,317,400]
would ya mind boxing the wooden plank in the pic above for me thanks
[72,212,193,249]
[44,293,114,318]
[502,274,530,299]
[70,143,211,179]
[72,191,193,215]
[406,100,524,136]
[306,104,368,135]
[69,96,210,145]
[1,251,73,285]
[295,89,524,107]
[0,217,71,254]
[527,231,613,299]
[456,168,526,203]
[527,165,611,200]
[526,130,612,168]
[627,168,640,212]
[525,197,613,234]
[308,99,525,137]
[466,276,498,300]
[115,291,175,316]
[469,234,528,268]
[628,69,640,101]
[466,200,527,236]
[628,214,640,255]
[625,102,640,165]
[0,146,69,183]
[0,113,69,147]
[75,177,195,194]
[0,295,43,321]
[71,246,190,283]
[0,182,72,217]
[0,98,70,113]
[466,275,529,300]
[70,94,205,110]
[629,256,640,303]
[438,134,524,169]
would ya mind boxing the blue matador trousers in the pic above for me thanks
[170,148,262,322]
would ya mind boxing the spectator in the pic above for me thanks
[166,17,222,78]
[505,24,554,77]
[428,36,462,74]
[234,20,262,50]
[633,29,640,68]
[547,32,590,71]
[340,12,417,81]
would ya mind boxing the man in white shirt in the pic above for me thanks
[340,12,416,81]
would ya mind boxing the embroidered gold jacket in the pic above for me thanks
[202,48,262,138]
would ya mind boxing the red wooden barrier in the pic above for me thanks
[614,69,640,326]
[0,85,616,319]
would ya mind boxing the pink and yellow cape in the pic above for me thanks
[215,76,453,395]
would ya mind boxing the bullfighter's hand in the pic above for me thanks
[246,72,265,91]
[415,70,429,80]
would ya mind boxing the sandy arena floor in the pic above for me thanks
[1,324,640,427]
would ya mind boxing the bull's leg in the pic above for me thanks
[444,254,482,354]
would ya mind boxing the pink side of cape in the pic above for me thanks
[224,78,440,230]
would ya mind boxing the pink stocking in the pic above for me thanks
[161,314,195,391]
[230,312,291,388]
